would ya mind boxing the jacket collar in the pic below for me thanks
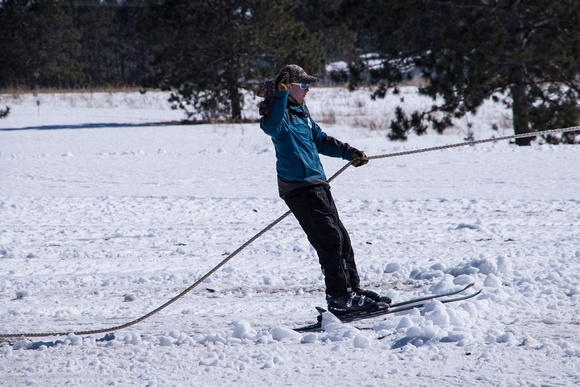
[288,95,302,107]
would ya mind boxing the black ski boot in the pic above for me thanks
[354,288,392,305]
[326,292,377,315]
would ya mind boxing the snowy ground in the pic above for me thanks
[1,88,579,386]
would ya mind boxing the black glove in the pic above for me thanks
[351,150,368,167]
[275,72,290,92]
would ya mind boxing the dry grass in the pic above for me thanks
[1,84,515,137]
[352,116,390,131]
[0,86,146,96]
[317,109,337,125]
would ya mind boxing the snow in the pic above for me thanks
[1,87,579,386]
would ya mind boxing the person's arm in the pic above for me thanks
[261,90,289,136]
[260,72,291,136]
[311,120,368,167]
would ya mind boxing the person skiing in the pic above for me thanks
[257,64,391,314]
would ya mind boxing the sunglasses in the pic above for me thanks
[291,83,308,89]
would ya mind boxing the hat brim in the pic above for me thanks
[280,65,317,85]
[295,75,317,84]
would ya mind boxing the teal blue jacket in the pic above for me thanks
[260,90,356,182]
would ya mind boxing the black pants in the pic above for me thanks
[283,185,360,297]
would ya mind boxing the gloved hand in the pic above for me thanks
[351,150,368,167]
[275,71,290,92]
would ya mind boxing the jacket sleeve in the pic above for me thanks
[311,120,357,160]
[260,90,289,137]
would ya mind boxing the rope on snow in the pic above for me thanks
[1,125,579,342]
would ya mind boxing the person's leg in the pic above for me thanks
[324,187,361,291]
[322,188,392,305]
[284,186,355,296]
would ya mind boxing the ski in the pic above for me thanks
[388,282,475,309]
[337,287,483,323]
[294,283,481,332]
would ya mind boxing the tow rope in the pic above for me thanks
[1,125,578,342]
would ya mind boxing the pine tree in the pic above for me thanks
[0,0,82,90]
[138,0,324,122]
[64,0,151,88]
[340,0,580,144]
[293,0,358,81]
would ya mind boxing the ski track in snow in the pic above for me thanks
[0,89,579,386]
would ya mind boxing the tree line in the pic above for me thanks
[0,0,578,144]
[0,0,150,90]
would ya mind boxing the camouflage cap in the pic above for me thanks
[279,64,317,84]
